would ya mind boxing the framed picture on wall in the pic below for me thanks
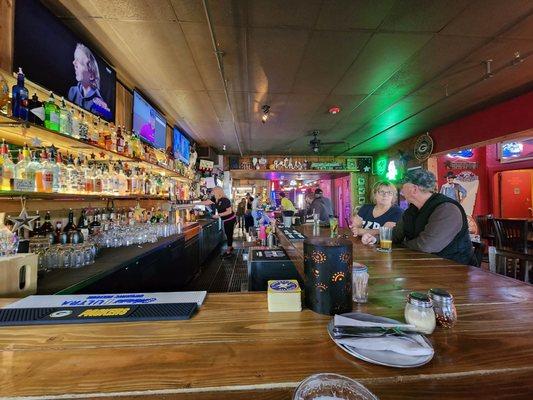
[498,137,533,163]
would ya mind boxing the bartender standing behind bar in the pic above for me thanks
[201,187,236,258]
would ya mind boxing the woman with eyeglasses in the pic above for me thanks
[351,181,403,237]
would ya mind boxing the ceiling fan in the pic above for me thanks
[309,130,345,153]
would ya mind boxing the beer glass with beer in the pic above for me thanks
[378,226,393,253]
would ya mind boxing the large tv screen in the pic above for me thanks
[13,0,116,121]
[173,127,190,165]
[133,91,166,149]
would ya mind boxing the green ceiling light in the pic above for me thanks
[375,156,388,177]
[386,160,398,181]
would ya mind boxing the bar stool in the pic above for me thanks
[493,219,533,282]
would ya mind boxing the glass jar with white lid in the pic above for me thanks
[404,291,436,334]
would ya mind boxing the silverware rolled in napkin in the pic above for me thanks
[332,325,422,339]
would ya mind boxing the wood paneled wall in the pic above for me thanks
[0,0,14,72]
[115,81,132,132]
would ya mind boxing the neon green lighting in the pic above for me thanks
[375,157,388,176]
[386,160,397,180]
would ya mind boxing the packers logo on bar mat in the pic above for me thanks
[0,303,197,326]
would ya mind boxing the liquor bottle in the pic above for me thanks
[70,107,80,138]
[93,165,102,193]
[77,208,89,239]
[89,209,101,235]
[127,167,136,194]
[35,151,52,193]
[44,92,60,131]
[122,126,132,157]
[56,152,68,193]
[29,210,41,238]
[26,150,40,192]
[63,208,77,233]
[1,141,14,191]
[75,156,85,193]
[11,67,29,121]
[50,151,60,193]
[89,117,100,145]
[41,211,54,236]
[66,154,78,193]
[78,111,89,141]
[34,151,44,193]
[14,145,33,190]
[59,97,73,136]
[131,130,141,159]
[54,220,64,244]
[83,158,93,193]
[116,162,128,195]
[116,125,125,154]
[104,123,113,151]
[28,93,43,126]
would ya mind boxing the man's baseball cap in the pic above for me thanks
[400,169,436,191]
[314,188,323,195]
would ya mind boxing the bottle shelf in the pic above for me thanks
[0,190,174,201]
[0,114,191,182]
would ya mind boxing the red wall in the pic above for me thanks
[437,144,533,216]
[431,91,533,154]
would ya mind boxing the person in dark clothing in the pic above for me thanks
[307,188,334,223]
[351,181,403,237]
[236,198,246,231]
[361,169,473,265]
[202,187,236,258]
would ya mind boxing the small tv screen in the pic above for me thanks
[173,127,190,165]
[13,0,116,121]
[133,91,166,149]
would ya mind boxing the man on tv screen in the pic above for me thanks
[68,43,111,120]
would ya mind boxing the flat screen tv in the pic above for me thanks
[133,91,166,149]
[173,127,190,165]
[13,0,116,121]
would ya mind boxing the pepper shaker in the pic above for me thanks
[428,288,457,328]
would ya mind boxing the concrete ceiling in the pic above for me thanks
[45,0,533,156]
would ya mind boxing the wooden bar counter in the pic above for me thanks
[1,225,533,399]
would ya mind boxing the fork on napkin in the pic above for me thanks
[333,314,434,357]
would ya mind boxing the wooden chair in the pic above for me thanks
[471,241,485,268]
[493,219,532,282]
[476,214,495,246]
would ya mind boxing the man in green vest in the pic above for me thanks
[361,169,473,265]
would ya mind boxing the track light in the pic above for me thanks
[483,59,493,79]
[261,105,270,123]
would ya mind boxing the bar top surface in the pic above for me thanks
[1,225,532,399]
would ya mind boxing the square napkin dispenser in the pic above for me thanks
[267,280,302,312]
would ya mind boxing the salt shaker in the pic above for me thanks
[404,292,436,334]
[428,288,457,328]
[352,263,369,303]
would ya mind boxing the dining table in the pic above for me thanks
[0,224,532,399]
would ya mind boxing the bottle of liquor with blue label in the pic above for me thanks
[11,67,29,121]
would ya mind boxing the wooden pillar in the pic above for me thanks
[0,0,14,72]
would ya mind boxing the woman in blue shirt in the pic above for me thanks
[351,181,403,237]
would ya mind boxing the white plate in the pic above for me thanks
[328,312,434,368]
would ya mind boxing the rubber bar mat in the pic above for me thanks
[0,303,197,326]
